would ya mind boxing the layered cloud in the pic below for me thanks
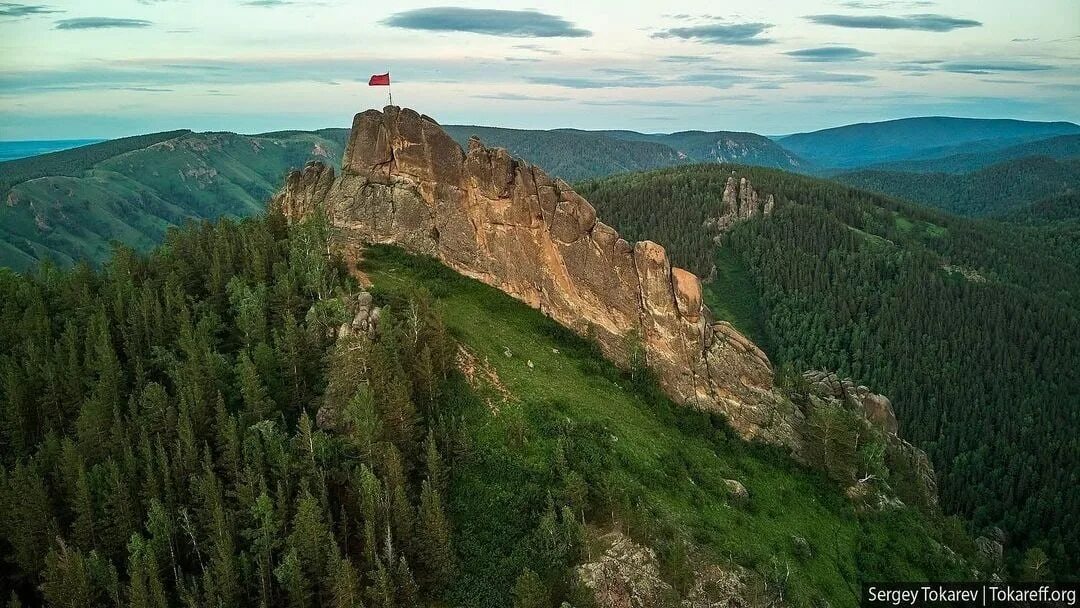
[806,13,981,31]
[383,7,590,38]
[0,2,60,17]
[940,61,1055,74]
[785,47,875,62]
[652,22,774,45]
[54,17,152,29]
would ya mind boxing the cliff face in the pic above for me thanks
[275,106,798,444]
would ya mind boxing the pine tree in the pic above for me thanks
[422,431,447,498]
[379,445,415,558]
[245,492,280,608]
[417,479,453,589]
[367,557,395,608]
[41,540,94,608]
[394,557,420,608]
[275,548,310,608]
[511,568,548,608]
[325,541,362,608]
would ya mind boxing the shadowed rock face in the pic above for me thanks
[273,106,799,444]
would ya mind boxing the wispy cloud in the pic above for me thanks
[939,60,1055,74]
[839,1,935,8]
[806,13,981,31]
[660,55,714,64]
[55,17,152,29]
[473,92,572,102]
[382,7,590,38]
[512,44,561,55]
[0,2,61,17]
[784,46,875,62]
[241,0,293,7]
[652,22,775,46]
[525,75,666,89]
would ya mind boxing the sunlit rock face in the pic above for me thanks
[273,106,798,445]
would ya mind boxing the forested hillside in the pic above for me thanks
[834,156,1080,217]
[855,134,1080,174]
[0,208,981,607]
[0,130,346,271]
[442,126,688,182]
[779,117,1080,168]
[578,165,1080,578]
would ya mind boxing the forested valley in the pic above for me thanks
[578,165,1080,579]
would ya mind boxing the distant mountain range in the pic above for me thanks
[779,116,1080,169]
[2,114,1078,270]
[0,139,105,162]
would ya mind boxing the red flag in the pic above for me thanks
[368,73,390,86]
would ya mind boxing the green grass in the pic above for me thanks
[704,245,774,355]
[362,245,971,608]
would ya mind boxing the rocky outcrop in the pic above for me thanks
[577,532,760,608]
[803,370,898,436]
[273,106,796,445]
[802,370,938,509]
[714,172,776,232]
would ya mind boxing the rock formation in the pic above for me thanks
[270,106,939,504]
[715,172,776,232]
[273,106,798,445]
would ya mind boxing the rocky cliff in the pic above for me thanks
[274,106,800,445]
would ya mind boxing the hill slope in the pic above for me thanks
[779,117,1080,169]
[0,129,347,270]
[577,164,1080,578]
[0,207,980,607]
[600,129,810,171]
[856,134,1080,174]
[833,156,1080,216]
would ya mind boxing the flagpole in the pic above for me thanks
[388,69,392,106]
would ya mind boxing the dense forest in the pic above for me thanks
[834,156,1080,217]
[0,205,985,606]
[578,165,1080,579]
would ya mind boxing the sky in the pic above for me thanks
[1,0,1078,139]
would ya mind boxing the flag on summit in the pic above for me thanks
[369,73,390,86]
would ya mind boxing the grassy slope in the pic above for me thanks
[363,246,971,608]
[0,130,345,270]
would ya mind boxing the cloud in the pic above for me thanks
[241,0,292,6]
[512,44,560,55]
[791,71,876,83]
[839,1,935,8]
[805,13,981,31]
[55,17,152,29]
[473,93,572,102]
[382,7,590,38]
[939,60,1054,74]
[784,46,874,62]
[524,75,666,89]
[660,55,714,64]
[652,22,774,45]
[581,98,739,108]
[0,2,61,17]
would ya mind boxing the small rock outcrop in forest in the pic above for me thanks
[713,172,776,232]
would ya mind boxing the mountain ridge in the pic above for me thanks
[272,106,940,520]
[780,116,1080,169]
